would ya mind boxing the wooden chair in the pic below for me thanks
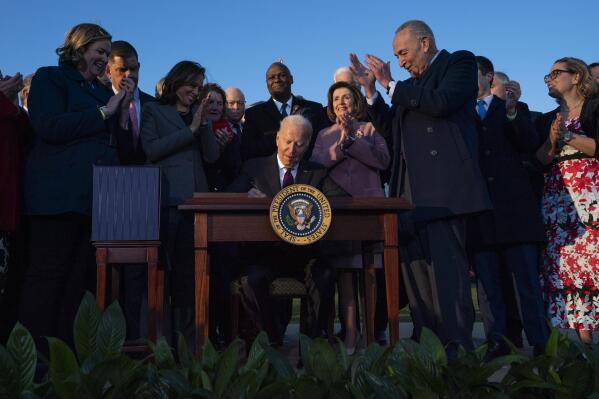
[94,241,165,349]
[91,166,163,351]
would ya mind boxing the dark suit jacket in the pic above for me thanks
[227,154,347,263]
[115,90,155,165]
[468,96,545,246]
[241,96,327,161]
[140,102,220,206]
[24,63,120,215]
[368,49,491,221]
[205,121,242,192]
[227,154,347,197]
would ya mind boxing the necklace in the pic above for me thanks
[561,98,584,119]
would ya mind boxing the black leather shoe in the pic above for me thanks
[484,341,510,362]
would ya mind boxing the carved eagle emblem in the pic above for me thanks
[287,199,315,231]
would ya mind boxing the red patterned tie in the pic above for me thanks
[282,168,294,188]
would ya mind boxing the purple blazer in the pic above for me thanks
[311,121,390,197]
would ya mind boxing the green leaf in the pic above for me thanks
[201,369,213,391]
[159,369,192,396]
[215,339,243,396]
[202,338,219,370]
[95,301,126,357]
[254,381,290,399]
[299,334,313,375]
[0,345,18,397]
[419,327,446,366]
[73,291,100,363]
[293,377,327,399]
[309,338,342,386]
[152,336,176,369]
[335,337,350,373]
[263,345,294,379]
[7,322,37,393]
[545,328,559,357]
[177,332,192,369]
[241,331,269,374]
[362,370,404,399]
[48,337,80,399]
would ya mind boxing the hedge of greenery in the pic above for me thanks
[1,292,598,399]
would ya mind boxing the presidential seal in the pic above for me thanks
[269,184,332,245]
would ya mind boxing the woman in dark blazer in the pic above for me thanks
[19,23,131,350]
[141,61,219,347]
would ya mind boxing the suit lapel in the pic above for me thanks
[295,160,314,185]
[160,104,187,130]
[257,154,283,196]
[266,98,284,122]
[486,95,502,118]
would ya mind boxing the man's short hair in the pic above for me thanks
[109,40,138,62]
[494,71,509,83]
[278,114,312,138]
[333,67,352,82]
[589,62,599,69]
[395,20,435,40]
[475,56,494,76]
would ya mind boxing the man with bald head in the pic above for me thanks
[229,115,345,343]
[241,62,326,161]
[225,87,246,134]
[350,20,491,356]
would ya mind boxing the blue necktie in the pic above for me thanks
[477,99,487,120]
[281,103,288,117]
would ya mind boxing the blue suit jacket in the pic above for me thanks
[368,49,491,221]
[24,63,119,215]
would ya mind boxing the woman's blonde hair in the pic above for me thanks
[56,23,111,68]
[555,57,599,99]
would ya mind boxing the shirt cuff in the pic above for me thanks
[387,80,397,97]
[366,92,379,106]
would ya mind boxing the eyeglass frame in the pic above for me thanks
[543,69,573,83]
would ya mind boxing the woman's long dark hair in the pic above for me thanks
[159,61,206,105]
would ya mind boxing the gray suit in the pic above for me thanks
[140,102,219,206]
[140,102,220,340]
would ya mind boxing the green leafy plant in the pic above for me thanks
[2,293,599,399]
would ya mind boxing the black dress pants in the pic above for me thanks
[399,215,475,354]
[239,245,335,342]
[19,214,95,353]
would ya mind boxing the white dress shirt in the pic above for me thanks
[276,154,298,186]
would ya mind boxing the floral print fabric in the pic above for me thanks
[541,118,599,331]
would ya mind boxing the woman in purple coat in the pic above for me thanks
[311,81,390,353]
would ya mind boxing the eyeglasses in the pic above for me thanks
[543,69,572,83]
[226,100,246,107]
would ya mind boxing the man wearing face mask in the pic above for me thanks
[106,40,155,165]
[350,20,491,357]
[241,62,327,161]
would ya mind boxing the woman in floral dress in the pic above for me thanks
[537,57,599,344]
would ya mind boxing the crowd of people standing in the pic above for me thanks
[0,20,598,361]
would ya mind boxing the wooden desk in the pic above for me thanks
[180,193,412,353]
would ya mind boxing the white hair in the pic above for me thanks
[278,114,313,137]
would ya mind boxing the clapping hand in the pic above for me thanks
[365,54,393,89]
[214,128,232,148]
[337,112,356,143]
[349,53,376,97]
[549,113,563,147]
[505,80,521,115]
[0,72,23,101]
[190,93,211,133]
